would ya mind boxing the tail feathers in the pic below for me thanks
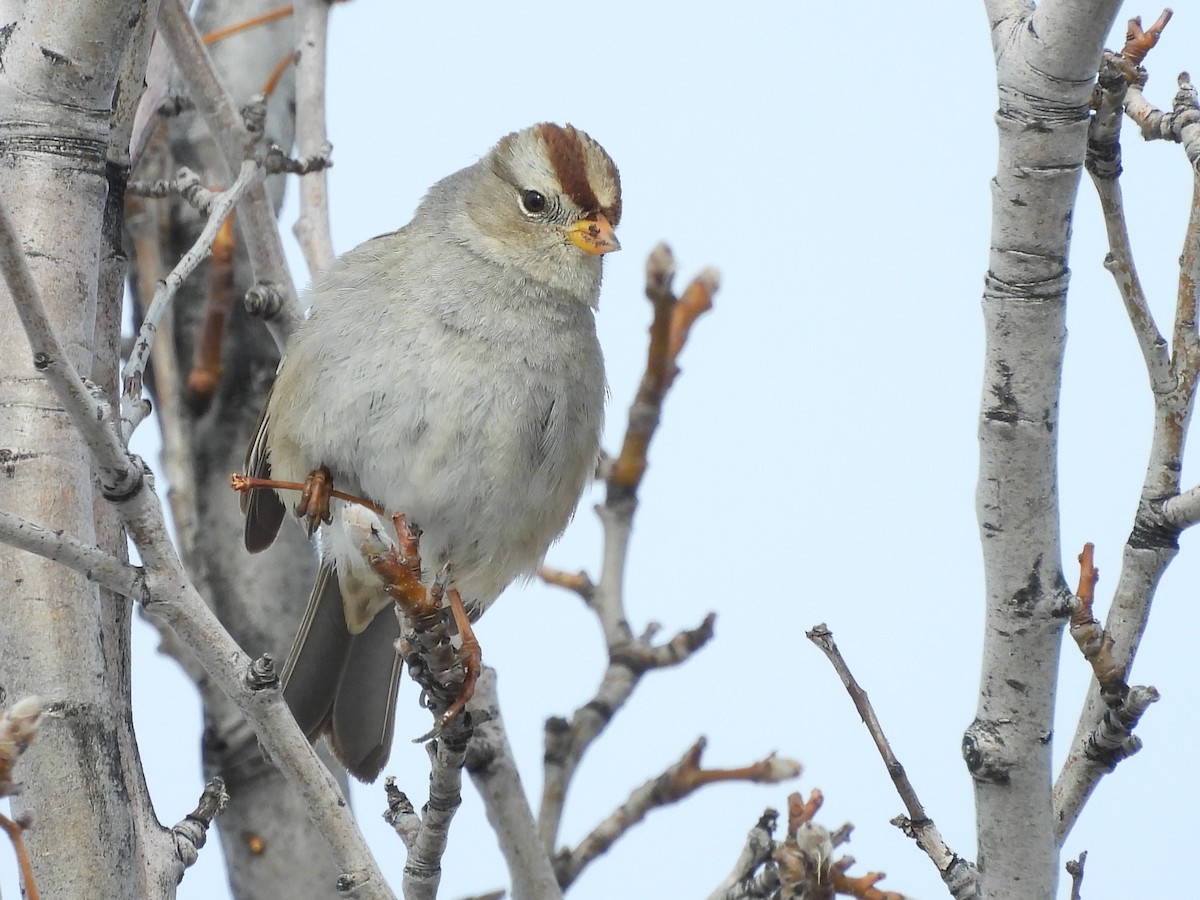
[282,563,350,737]
[281,562,403,781]
[330,609,403,782]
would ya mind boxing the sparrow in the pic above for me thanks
[242,123,620,780]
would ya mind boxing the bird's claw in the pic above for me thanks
[295,465,333,535]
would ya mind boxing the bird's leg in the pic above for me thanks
[435,587,482,731]
[367,516,482,739]
[369,514,441,624]
[294,465,334,536]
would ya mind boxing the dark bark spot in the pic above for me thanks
[1128,503,1181,551]
[985,361,1019,424]
[1011,558,1042,613]
[0,22,14,71]
[963,718,1012,784]
[39,45,70,65]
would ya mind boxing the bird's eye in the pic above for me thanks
[520,190,547,214]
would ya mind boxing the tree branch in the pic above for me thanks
[0,510,145,600]
[291,0,337,276]
[538,245,718,856]
[156,0,302,346]
[807,625,977,898]
[1058,38,1199,843]
[0,180,394,899]
[554,737,799,889]
[0,196,142,500]
[466,669,564,900]
[120,157,263,440]
[168,776,228,880]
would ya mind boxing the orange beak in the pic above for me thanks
[566,213,620,255]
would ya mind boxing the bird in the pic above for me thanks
[241,123,620,781]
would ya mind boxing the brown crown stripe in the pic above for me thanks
[538,123,602,216]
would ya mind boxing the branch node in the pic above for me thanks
[245,654,279,691]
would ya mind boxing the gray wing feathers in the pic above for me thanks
[242,392,287,553]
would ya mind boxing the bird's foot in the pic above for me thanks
[294,465,334,535]
[412,587,481,742]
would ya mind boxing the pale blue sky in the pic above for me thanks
[44,3,1200,899]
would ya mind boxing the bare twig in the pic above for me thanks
[157,0,301,347]
[807,624,977,897]
[538,246,718,856]
[1068,544,1124,691]
[169,777,228,874]
[398,722,472,900]
[183,215,237,414]
[383,778,421,850]
[0,510,145,600]
[0,697,42,900]
[265,142,333,176]
[1088,54,1173,391]
[120,158,263,440]
[1066,849,1087,900]
[127,166,233,210]
[201,5,294,46]
[0,814,38,900]
[537,566,595,602]
[608,246,718,497]
[554,738,799,889]
[538,613,715,857]
[291,0,337,275]
[1120,10,1173,68]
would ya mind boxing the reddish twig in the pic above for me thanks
[554,737,799,888]
[1120,9,1173,68]
[184,215,236,413]
[202,6,295,45]
[609,246,717,494]
[537,566,595,602]
[262,50,295,98]
[1069,543,1123,690]
[0,814,37,900]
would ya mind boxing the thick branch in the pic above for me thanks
[291,0,337,275]
[1,182,392,898]
[466,669,563,900]
[0,510,145,600]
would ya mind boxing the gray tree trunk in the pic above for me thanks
[0,1,168,895]
[973,2,1122,897]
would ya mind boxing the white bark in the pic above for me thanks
[0,1,171,895]
[973,2,1121,897]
